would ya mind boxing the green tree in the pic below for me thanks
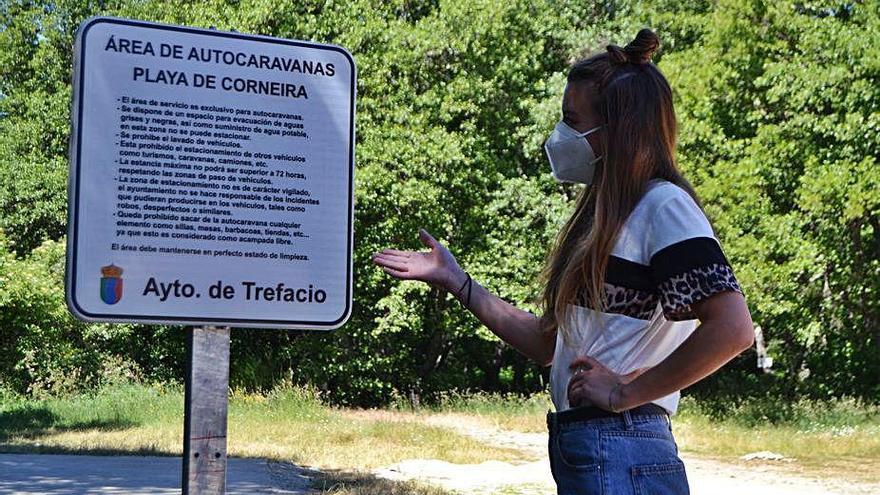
[659,0,880,399]
[1,0,877,405]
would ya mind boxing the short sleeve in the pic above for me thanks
[647,192,744,321]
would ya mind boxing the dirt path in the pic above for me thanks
[372,414,880,495]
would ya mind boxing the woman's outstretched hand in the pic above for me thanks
[567,356,648,411]
[371,228,466,293]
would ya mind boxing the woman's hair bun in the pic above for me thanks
[606,29,660,65]
[624,28,660,64]
[605,44,628,65]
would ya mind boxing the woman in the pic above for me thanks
[371,29,754,494]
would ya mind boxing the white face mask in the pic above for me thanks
[544,121,603,185]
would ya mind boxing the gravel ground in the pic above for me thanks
[370,414,880,495]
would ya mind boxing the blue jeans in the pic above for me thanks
[547,408,690,495]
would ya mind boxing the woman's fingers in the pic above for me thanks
[379,248,412,258]
[567,372,587,395]
[569,357,593,372]
[381,265,412,279]
[569,355,606,371]
[569,383,589,408]
[567,370,592,407]
[372,254,409,272]
[372,239,439,283]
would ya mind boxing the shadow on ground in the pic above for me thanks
[0,453,451,495]
[0,405,137,441]
[0,453,315,494]
[0,407,453,494]
[313,469,451,495]
[0,404,151,457]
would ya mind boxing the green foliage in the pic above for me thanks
[430,389,552,416]
[658,0,880,399]
[677,393,880,429]
[0,233,133,393]
[0,382,184,438]
[0,0,877,404]
[0,231,186,394]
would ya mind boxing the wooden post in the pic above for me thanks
[182,326,231,494]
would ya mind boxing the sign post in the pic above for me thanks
[66,16,356,494]
[183,326,231,494]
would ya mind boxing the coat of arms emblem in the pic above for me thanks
[100,264,123,304]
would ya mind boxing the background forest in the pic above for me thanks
[0,0,877,408]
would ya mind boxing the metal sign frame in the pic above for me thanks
[65,16,355,330]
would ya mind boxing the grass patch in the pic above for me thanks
[226,387,526,468]
[3,384,878,487]
[673,395,880,483]
[425,390,552,433]
[0,382,526,469]
[0,383,183,455]
[0,383,517,494]
[389,389,880,484]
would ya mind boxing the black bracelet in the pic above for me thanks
[466,276,472,309]
[455,272,471,310]
[455,272,470,297]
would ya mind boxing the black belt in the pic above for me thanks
[549,402,668,425]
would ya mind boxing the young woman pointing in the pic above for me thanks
[372,29,754,494]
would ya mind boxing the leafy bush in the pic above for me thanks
[0,233,136,394]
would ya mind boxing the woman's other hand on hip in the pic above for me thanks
[567,356,648,411]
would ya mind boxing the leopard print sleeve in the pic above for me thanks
[649,236,744,321]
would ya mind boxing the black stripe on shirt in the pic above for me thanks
[649,236,731,283]
[605,255,653,292]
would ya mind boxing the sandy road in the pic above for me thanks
[372,414,880,495]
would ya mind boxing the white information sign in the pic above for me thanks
[66,17,355,330]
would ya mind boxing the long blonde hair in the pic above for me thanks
[537,29,701,344]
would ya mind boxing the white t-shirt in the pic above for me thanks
[549,178,743,416]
